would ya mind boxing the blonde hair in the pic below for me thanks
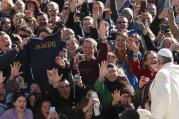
[2,0,14,11]
[83,38,97,49]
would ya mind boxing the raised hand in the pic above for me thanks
[55,56,69,69]
[83,98,95,113]
[0,71,6,83]
[47,112,60,119]
[47,68,63,88]
[128,37,139,54]
[73,74,84,88]
[69,0,78,12]
[73,52,85,66]
[20,37,29,49]
[10,62,23,80]
[98,61,107,81]
[139,76,150,88]
[112,89,121,106]
[98,21,108,41]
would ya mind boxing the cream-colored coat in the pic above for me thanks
[150,62,179,119]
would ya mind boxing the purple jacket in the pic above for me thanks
[0,108,33,119]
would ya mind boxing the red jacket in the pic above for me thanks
[131,60,156,81]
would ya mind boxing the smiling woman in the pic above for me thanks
[0,93,33,119]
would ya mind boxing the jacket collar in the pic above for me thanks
[161,62,173,69]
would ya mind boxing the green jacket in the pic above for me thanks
[94,80,112,108]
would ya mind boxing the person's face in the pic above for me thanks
[145,13,153,25]
[105,9,112,19]
[12,15,24,26]
[133,5,140,17]
[1,18,11,32]
[13,96,26,112]
[82,41,95,56]
[175,4,179,14]
[39,31,50,38]
[116,17,128,30]
[144,102,151,111]
[61,9,69,19]
[106,52,116,64]
[37,15,48,27]
[147,4,157,17]
[29,95,36,105]
[93,2,103,17]
[26,2,35,13]
[62,29,74,40]
[66,39,78,54]
[145,53,157,67]
[14,1,25,13]
[86,90,98,99]
[98,21,109,35]
[82,18,93,33]
[30,83,41,94]
[106,67,118,81]
[156,56,163,71]
[48,4,59,18]
[162,39,174,49]
[0,34,12,52]
[57,80,71,99]
[18,30,30,39]
[130,36,140,48]
[115,35,127,52]
[41,101,51,118]
[0,83,6,101]
[122,12,132,23]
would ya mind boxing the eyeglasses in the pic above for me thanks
[48,9,57,12]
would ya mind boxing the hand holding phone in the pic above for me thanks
[50,107,56,113]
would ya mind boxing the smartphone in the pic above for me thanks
[140,1,147,12]
[161,24,169,33]
[49,107,56,112]
[91,92,98,98]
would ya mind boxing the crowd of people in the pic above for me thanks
[0,0,179,119]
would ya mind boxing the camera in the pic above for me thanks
[79,54,86,62]
[161,24,169,33]
[74,74,81,80]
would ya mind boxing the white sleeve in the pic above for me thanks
[151,71,171,119]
